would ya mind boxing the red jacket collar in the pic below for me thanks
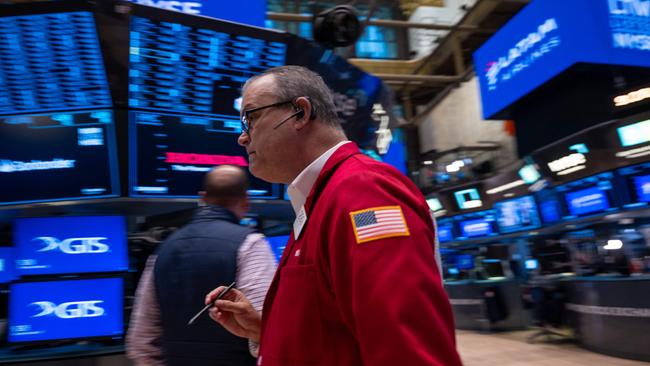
[303,142,361,214]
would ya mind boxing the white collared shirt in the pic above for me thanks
[287,140,351,237]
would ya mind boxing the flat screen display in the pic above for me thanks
[494,195,542,234]
[564,186,611,217]
[0,11,112,116]
[525,258,538,270]
[127,14,287,199]
[266,235,289,262]
[456,254,474,270]
[0,110,120,205]
[0,247,17,284]
[634,175,650,202]
[453,188,483,210]
[459,218,494,238]
[14,216,128,276]
[616,162,650,207]
[437,221,454,243]
[8,278,123,343]
[617,119,650,147]
[129,111,279,198]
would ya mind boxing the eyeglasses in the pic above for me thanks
[240,99,295,135]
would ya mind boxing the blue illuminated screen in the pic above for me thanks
[525,259,538,270]
[14,216,128,276]
[0,12,112,116]
[437,223,454,243]
[8,278,123,343]
[128,16,286,199]
[0,110,120,205]
[634,175,650,202]
[453,188,483,210]
[473,0,650,118]
[564,186,611,217]
[456,254,474,270]
[459,218,493,238]
[130,0,267,27]
[266,235,289,262]
[0,247,17,284]
[617,119,650,147]
[494,195,541,233]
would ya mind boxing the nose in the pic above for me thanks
[238,131,250,146]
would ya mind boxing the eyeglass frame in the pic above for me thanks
[240,96,311,135]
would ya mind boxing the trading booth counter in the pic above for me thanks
[444,279,528,331]
[564,276,650,362]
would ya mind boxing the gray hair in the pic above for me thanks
[242,65,341,128]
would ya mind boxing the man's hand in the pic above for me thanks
[205,286,262,342]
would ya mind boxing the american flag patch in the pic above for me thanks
[349,206,410,244]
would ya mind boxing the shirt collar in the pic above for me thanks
[287,140,351,215]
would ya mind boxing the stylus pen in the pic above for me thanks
[187,281,236,325]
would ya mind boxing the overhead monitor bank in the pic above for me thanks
[474,0,650,119]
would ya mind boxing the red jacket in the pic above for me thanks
[258,143,462,366]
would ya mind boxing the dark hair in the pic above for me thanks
[243,65,341,128]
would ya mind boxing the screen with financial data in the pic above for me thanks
[0,110,120,205]
[494,195,542,234]
[0,11,112,116]
[127,13,287,199]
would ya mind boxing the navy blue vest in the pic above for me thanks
[154,205,256,366]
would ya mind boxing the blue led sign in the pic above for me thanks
[474,0,650,118]
[130,0,267,27]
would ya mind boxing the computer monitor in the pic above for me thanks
[456,254,474,270]
[436,220,454,243]
[14,216,128,276]
[482,259,505,279]
[617,162,650,208]
[557,173,618,218]
[8,277,123,343]
[494,195,542,234]
[459,218,494,238]
[265,235,289,262]
[126,9,288,199]
[453,188,483,210]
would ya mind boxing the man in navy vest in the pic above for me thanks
[127,165,277,366]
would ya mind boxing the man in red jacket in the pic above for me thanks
[206,65,463,366]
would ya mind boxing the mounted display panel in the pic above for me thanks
[436,218,455,243]
[616,162,650,209]
[127,5,287,199]
[8,277,123,343]
[556,172,620,219]
[474,0,650,119]
[13,216,128,276]
[0,3,120,206]
[494,195,542,234]
[0,110,120,205]
[0,247,17,284]
[454,210,498,241]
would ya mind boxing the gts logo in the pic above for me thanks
[33,237,109,254]
[30,301,105,319]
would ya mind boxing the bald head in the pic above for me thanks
[200,165,248,210]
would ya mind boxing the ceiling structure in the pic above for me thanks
[267,0,529,123]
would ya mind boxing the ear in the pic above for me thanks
[293,96,313,126]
